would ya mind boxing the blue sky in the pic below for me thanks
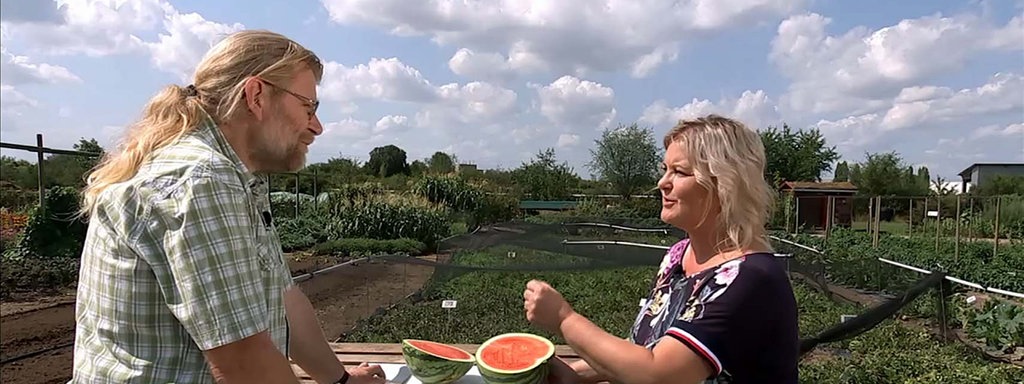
[1,0,1022,183]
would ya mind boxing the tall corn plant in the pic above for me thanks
[322,190,452,250]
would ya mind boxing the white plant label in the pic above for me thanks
[442,300,458,309]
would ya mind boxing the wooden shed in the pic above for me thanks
[779,181,858,231]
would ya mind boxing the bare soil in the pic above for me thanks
[0,253,444,384]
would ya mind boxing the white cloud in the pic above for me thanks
[0,84,38,114]
[770,12,1022,115]
[0,47,81,85]
[971,123,1024,140]
[373,115,410,134]
[534,75,616,131]
[639,90,782,130]
[320,57,439,104]
[0,0,168,57]
[321,0,806,78]
[557,133,580,148]
[143,11,245,82]
[880,72,1023,131]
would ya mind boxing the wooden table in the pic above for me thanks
[292,343,582,383]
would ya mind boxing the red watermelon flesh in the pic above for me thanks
[406,340,474,360]
[478,335,551,371]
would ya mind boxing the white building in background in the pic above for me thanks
[957,162,1024,194]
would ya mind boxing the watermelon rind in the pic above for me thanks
[475,333,555,384]
[401,339,475,384]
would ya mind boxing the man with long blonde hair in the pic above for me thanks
[71,30,385,384]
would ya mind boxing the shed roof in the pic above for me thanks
[957,162,1024,178]
[780,181,858,194]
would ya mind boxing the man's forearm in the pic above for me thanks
[284,286,347,384]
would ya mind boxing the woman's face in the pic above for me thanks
[657,140,717,231]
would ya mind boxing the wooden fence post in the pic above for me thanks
[35,134,45,208]
[993,196,1001,255]
[954,195,961,262]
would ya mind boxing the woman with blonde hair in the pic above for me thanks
[72,30,384,384]
[525,114,799,383]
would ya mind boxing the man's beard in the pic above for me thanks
[250,120,307,173]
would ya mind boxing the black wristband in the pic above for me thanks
[333,371,350,384]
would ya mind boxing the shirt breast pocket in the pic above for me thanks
[250,209,284,271]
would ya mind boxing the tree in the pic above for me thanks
[363,144,409,178]
[43,138,106,188]
[853,151,928,197]
[427,151,456,174]
[512,148,578,200]
[834,161,850,182]
[586,123,662,199]
[760,124,840,184]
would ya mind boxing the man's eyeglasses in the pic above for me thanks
[258,78,319,119]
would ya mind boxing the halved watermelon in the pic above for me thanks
[475,333,555,384]
[401,339,475,384]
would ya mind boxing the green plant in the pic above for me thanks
[964,298,1024,353]
[7,186,87,260]
[322,192,452,250]
[311,237,426,257]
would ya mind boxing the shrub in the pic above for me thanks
[6,186,87,260]
[311,237,426,257]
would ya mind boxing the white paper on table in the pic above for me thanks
[379,363,489,384]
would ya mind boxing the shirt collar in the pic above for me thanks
[195,115,264,189]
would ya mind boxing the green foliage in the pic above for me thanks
[586,123,662,199]
[0,255,80,298]
[760,124,840,183]
[833,161,850,182]
[973,175,1024,197]
[7,186,87,260]
[795,278,1022,383]
[344,246,654,344]
[848,152,930,198]
[957,296,1024,353]
[472,193,519,225]
[427,151,457,174]
[343,246,1021,383]
[275,215,332,251]
[413,175,483,213]
[511,148,578,200]
[785,228,1024,293]
[364,144,411,178]
[311,237,426,257]
[322,192,452,250]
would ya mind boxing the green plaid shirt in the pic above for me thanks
[71,118,293,383]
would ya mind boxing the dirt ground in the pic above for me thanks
[0,253,444,384]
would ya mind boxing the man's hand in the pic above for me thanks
[346,362,386,384]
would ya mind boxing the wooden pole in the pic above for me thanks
[873,197,881,248]
[993,196,1001,255]
[35,134,45,208]
[968,197,975,243]
[954,195,961,262]
[935,195,941,253]
[908,198,914,238]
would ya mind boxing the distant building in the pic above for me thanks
[957,163,1024,193]
[457,163,478,174]
[779,181,858,230]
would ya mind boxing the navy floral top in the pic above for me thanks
[628,239,800,383]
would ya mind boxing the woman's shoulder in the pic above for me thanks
[699,252,791,295]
